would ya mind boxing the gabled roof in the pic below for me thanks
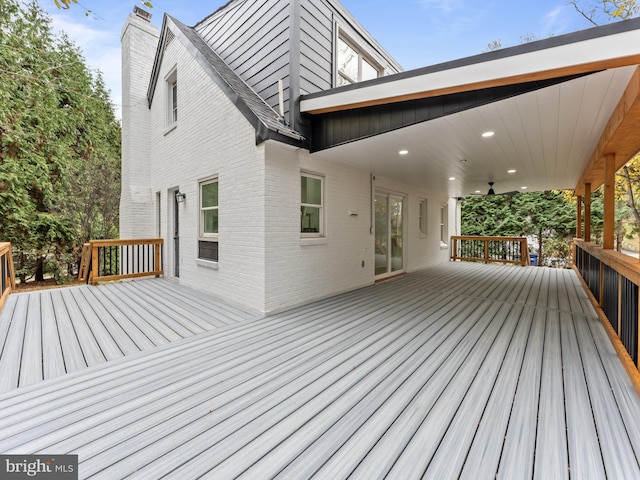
[147,15,304,145]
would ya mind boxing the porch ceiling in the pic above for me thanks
[303,20,640,197]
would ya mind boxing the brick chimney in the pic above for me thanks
[120,7,159,238]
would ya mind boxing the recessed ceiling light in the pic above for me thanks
[521,186,528,190]
[449,177,456,181]
[399,149,409,155]
[475,190,481,194]
[508,169,516,174]
[482,131,495,138]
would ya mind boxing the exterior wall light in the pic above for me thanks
[175,191,186,203]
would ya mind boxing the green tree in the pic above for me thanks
[461,191,575,266]
[0,0,121,283]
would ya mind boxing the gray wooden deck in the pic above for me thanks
[1,262,640,479]
[0,279,252,394]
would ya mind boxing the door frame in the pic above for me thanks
[169,187,180,278]
[374,189,407,280]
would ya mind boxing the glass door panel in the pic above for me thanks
[375,192,404,277]
[390,196,403,272]
[375,194,388,276]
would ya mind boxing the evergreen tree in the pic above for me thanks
[461,191,575,266]
[0,0,121,283]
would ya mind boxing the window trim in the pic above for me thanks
[419,198,428,236]
[165,66,178,128]
[335,29,382,87]
[440,203,448,247]
[301,172,324,238]
[199,177,219,262]
[199,177,219,240]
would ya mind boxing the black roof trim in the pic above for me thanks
[302,16,640,102]
[147,14,304,145]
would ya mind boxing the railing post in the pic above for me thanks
[91,242,99,285]
[603,153,616,250]
[484,239,489,264]
[155,240,161,277]
[7,244,15,290]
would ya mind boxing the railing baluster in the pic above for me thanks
[450,236,530,267]
[85,239,165,285]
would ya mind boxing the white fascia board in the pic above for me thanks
[301,27,640,113]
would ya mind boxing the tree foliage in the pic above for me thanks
[0,0,121,283]
[569,0,640,25]
[54,0,153,14]
[461,191,575,266]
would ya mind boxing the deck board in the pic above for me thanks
[496,307,546,479]
[0,295,28,392]
[0,264,639,479]
[561,311,606,479]
[534,310,568,480]
[19,293,43,387]
[458,306,536,480]
[40,292,66,380]
[0,279,253,394]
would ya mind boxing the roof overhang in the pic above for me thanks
[301,19,640,197]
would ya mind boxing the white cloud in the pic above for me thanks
[543,5,577,35]
[419,0,464,14]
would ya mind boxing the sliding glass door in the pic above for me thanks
[375,192,404,277]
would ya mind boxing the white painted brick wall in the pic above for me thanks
[147,29,267,314]
[262,143,452,313]
[124,17,456,315]
[120,14,159,239]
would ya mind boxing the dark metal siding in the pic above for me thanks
[195,0,292,117]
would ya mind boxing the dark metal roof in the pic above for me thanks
[147,15,304,145]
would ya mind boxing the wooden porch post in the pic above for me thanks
[584,183,592,242]
[576,194,583,239]
[603,153,616,250]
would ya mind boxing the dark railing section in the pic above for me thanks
[602,264,618,333]
[451,236,530,266]
[0,243,16,313]
[574,239,640,370]
[589,256,602,303]
[621,277,639,365]
[80,239,164,285]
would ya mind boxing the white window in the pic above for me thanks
[419,198,428,236]
[166,68,177,126]
[199,178,218,261]
[440,204,448,246]
[301,173,323,236]
[337,35,380,87]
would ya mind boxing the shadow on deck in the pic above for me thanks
[0,262,639,479]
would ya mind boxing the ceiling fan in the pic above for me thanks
[469,182,519,197]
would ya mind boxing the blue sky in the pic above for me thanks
[39,0,599,116]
